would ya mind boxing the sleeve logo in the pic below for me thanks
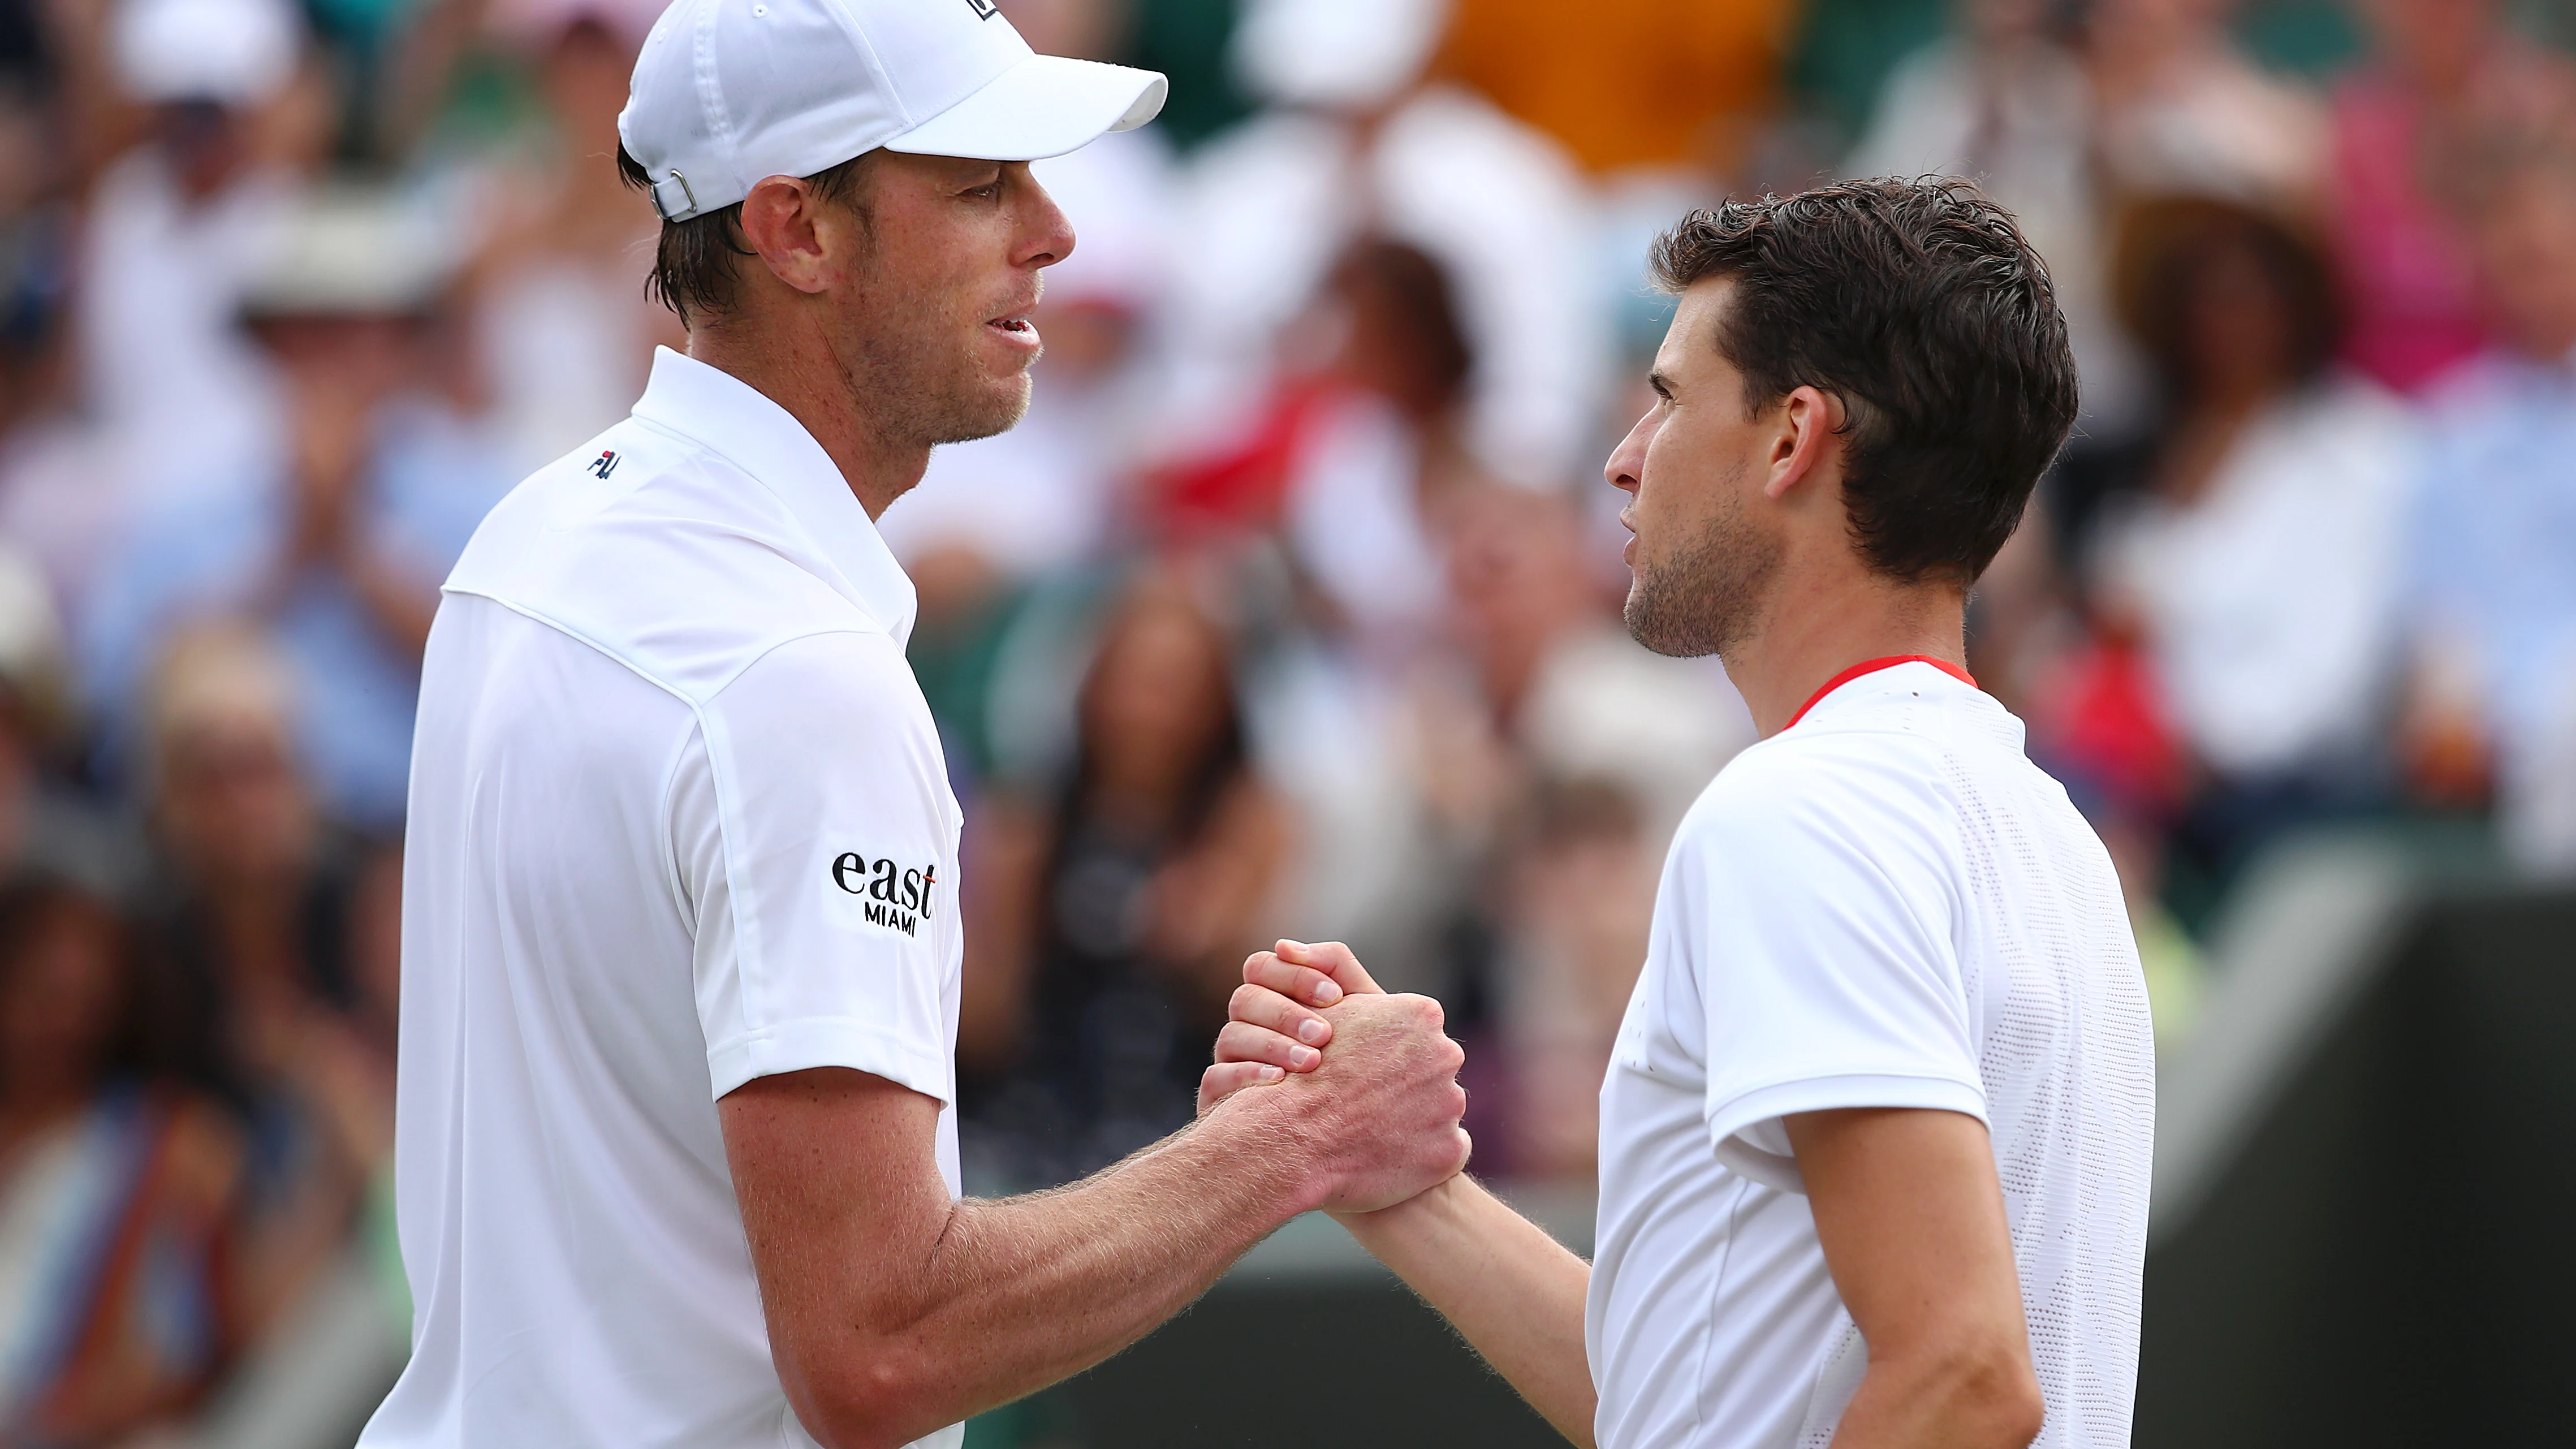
[831,852,938,937]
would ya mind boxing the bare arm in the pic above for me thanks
[1335,1175,1597,1447]
[1208,947,2039,1449]
[723,991,1469,1449]
[1207,942,1596,1446]
[1785,1107,2044,1449]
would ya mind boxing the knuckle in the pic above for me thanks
[1213,1023,1251,1061]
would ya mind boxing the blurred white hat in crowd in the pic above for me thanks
[113,0,301,107]
[240,185,455,318]
[618,0,1166,223]
[1230,0,1451,111]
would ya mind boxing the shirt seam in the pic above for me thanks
[1690,1174,1754,1439]
[438,584,887,708]
[433,593,905,1067]
[657,719,705,940]
[620,412,895,635]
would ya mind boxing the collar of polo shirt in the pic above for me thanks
[628,347,920,646]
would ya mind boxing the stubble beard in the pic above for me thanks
[836,283,1035,454]
[1622,466,1784,660]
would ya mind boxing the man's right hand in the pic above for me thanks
[1197,943,1466,1214]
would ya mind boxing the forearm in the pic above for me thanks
[846,1100,1321,1439]
[1826,1349,2043,1449]
[1339,1175,1597,1448]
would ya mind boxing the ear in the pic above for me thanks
[736,174,838,297]
[1762,385,1844,502]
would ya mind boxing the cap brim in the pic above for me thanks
[883,54,1167,163]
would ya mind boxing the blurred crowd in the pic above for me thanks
[1,0,2574,1439]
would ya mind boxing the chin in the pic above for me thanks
[931,377,1033,446]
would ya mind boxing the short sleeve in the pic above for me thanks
[672,631,959,1103]
[1688,748,1988,1194]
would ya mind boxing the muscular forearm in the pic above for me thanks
[1338,1175,1597,1448]
[891,1108,1316,1426]
[740,992,1467,1449]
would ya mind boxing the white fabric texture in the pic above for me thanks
[361,349,963,1449]
[1588,663,2155,1449]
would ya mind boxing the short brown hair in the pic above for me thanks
[616,146,877,325]
[1649,177,2079,586]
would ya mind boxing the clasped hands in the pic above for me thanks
[1194,940,1472,1215]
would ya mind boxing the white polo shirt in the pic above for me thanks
[361,349,965,1449]
[1588,660,2155,1449]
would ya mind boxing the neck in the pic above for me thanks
[685,318,929,519]
[1723,565,1970,738]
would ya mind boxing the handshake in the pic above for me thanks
[1192,939,1473,1216]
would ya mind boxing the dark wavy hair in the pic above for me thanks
[1649,177,2081,586]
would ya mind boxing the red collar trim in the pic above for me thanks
[1784,655,1978,731]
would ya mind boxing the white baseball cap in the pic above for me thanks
[617,0,1167,223]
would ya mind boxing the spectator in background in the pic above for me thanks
[80,184,512,831]
[1162,0,1606,494]
[465,3,679,478]
[0,74,125,645]
[1485,778,1656,1183]
[2409,130,2576,873]
[2085,0,2327,210]
[0,546,127,894]
[77,0,324,481]
[957,570,1290,1192]
[1849,0,2146,438]
[125,625,392,1343]
[2329,0,2576,394]
[0,877,243,1445]
[1275,237,1481,654]
[2075,196,2413,897]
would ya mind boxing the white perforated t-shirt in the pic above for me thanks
[1586,659,2155,1449]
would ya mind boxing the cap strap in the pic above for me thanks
[649,170,700,223]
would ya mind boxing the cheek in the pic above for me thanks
[1638,416,1711,518]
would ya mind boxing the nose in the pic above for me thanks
[1013,164,1076,271]
[1605,409,1652,497]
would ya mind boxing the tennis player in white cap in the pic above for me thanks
[358,4,1472,1448]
